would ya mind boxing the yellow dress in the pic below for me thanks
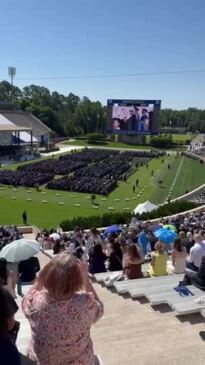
[149,252,168,276]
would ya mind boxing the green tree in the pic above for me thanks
[0,80,22,102]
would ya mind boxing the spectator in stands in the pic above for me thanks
[167,238,187,274]
[138,226,150,257]
[0,225,21,250]
[35,233,43,248]
[73,227,84,249]
[89,243,107,274]
[185,231,195,253]
[187,233,205,271]
[182,256,205,291]
[53,239,62,255]
[179,231,193,253]
[74,246,85,261]
[89,227,102,245]
[0,287,21,365]
[18,256,40,283]
[0,258,16,297]
[108,241,123,271]
[148,241,168,277]
[22,253,103,365]
[42,232,53,250]
[123,244,143,280]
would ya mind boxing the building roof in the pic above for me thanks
[0,110,50,137]
[0,124,31,132]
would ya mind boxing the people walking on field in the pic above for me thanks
[136,179,139,187]
[133,185,135,193]
[91,194,96,205]
[22,211,27,226]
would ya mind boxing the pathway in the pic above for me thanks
[165,156,185,203]
[40,144,82,157]
[189,134,204,150]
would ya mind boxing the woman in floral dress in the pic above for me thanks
[22,253,104,365]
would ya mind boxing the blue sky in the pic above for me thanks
[0,0,205,109]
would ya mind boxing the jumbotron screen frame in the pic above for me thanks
[107,99,161,135]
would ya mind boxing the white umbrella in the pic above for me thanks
[0,239,40,262]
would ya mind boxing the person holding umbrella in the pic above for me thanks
[0,238,40,295]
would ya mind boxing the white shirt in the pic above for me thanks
[189,242,205,268]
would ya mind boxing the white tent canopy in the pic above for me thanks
[133,201,158,215]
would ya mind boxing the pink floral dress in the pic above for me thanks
[22,288,104,365]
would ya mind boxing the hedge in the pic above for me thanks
[59,200,199,231]
[87,140,108,145]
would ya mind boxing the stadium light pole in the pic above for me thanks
[8,67,16,102]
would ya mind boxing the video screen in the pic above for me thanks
[107,99,160,135]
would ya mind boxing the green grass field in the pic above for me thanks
[64,139,153,150]
[146,133,193,143]
[0,154,205,229]
[171,157,205,198]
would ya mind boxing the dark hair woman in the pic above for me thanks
[108,241,123,271]
[167,238,187,274]
[89,243,107,274]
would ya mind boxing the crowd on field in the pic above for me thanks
[0,148,163,194]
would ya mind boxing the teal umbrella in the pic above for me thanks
[163,224,177,232]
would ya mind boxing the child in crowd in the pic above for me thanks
[148,241,168,277]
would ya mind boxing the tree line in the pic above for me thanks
[0,81,106,136]
[160,108,205,133]
[0,80,204,135]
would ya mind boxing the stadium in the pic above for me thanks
[2,2,205,363]
[0,100,204,229]
[1,95,205,364]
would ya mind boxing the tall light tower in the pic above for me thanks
[8,67,16,102]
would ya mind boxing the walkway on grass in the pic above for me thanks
[165,156,185,203]
[189,133,204,150]
[40,144,82,157]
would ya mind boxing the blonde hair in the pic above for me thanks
[155,241,165,254]
[36,253,83,299]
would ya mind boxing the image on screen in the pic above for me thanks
[107,99,160,135]
[112,105,154,132]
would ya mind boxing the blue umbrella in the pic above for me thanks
[154,228,177,244]
[104,225,122,236]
